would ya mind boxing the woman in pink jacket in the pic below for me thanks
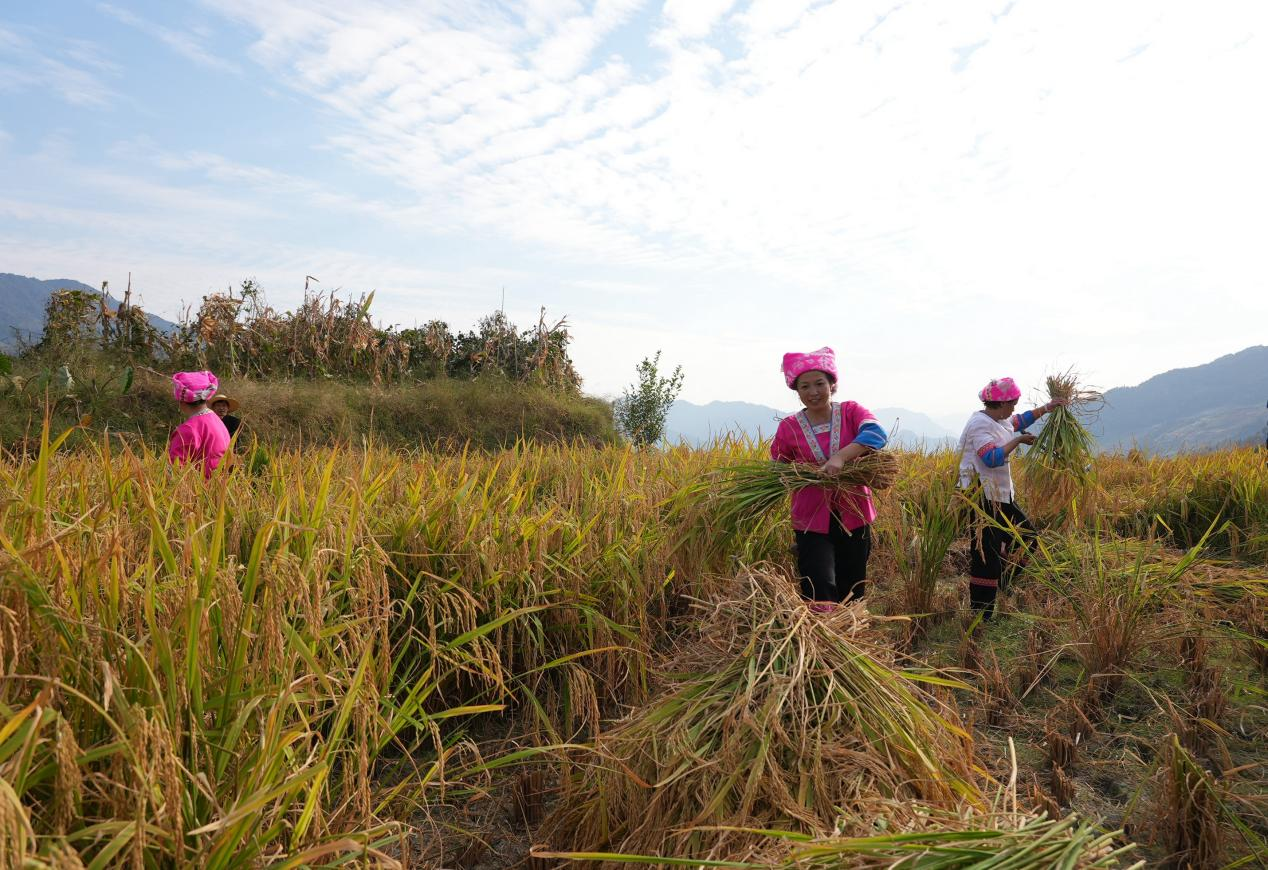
[770,347,888,604]
[168,370,231,479]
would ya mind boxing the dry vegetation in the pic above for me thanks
[1,429,1266,868]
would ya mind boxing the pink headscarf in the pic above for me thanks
[782,347,837,390]
[172,370,219,404]
[979,377,1021,403]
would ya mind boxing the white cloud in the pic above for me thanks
[0,25,117,107]
[96,4,241,74]
[8,1,1268,412]
[661,0,737,40]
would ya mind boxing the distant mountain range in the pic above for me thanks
[1091,345,1268,453]
[5,272,1265,454]
[667,346,1268,455]
[0,273,177,350]
[665,401,958,450]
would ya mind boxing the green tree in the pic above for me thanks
[614,351,684,446]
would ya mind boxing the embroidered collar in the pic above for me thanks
[794,403,842,464]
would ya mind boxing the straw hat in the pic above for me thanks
[209,394,240,413]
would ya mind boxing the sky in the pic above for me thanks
[1,0,1265,417]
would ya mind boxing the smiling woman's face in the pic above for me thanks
[795,371,834,411]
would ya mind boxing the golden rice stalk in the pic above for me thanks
[780,811,1139,868]
[705,451,899,533]
[1026,371,1102,523]
[540,565,980,865]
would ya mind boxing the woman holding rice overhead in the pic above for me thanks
[771,347,888,604]
[957,377,1065,619]
[168,370,231,479]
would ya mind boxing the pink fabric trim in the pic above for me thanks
[969,576,999,588]
[976,442,999,458]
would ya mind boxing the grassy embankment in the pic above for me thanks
[1,434,1265,867]
[0,364,616,453]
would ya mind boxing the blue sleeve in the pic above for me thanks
[980,446,1007,467]
[852,421,888,450]
[1011,410,1036,431]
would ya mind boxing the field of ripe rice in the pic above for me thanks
[1,430,1265,867]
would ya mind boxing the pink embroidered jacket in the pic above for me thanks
[770,401,882,533]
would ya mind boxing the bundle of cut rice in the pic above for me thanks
[707,451,899,533]
[538,566,981,866]
[780,811,1139,868]
[1025,372,1103,523]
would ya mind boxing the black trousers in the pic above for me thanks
[794,517,871,603]
[968,498,1036,618]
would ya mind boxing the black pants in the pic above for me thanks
[794,517,871,602]
[968,499,1036,618]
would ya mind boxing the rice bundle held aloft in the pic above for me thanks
[1026,371,1103,523]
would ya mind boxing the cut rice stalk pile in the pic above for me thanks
[707,451,899,532]
[540,566,982,866]
[1026,372,1103,522]
[782,811,1140,869]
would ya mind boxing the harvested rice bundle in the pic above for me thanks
[781,811,1139,868]
[539,566,981,866]
[1026,372,1103,522]
[709,451,899,532]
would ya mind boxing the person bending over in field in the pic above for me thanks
[168,370,231,479]
[771,347,888,607]
[956,377,1065,619]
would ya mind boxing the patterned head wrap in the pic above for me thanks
[979,377,1021,403]
[172,371,219,404]
[781,347,837,390]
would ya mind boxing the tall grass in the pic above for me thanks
[2,429,1265,864]
[1028,529,1210,706]
[886,453,963,632]
[0,428,785,864]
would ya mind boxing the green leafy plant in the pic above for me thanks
[614,350,684,446]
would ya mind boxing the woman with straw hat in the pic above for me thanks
[957,377,1065,619]
[771,347,888,605]
[168,370,231,479]
[209,393,241,439]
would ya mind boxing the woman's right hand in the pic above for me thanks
[1016,433,1037,446]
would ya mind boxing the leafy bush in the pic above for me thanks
[614,350,684,446]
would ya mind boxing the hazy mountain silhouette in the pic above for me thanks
[667,347,1268,454]
[1092,345,1268,453]
[665,400,957,449]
